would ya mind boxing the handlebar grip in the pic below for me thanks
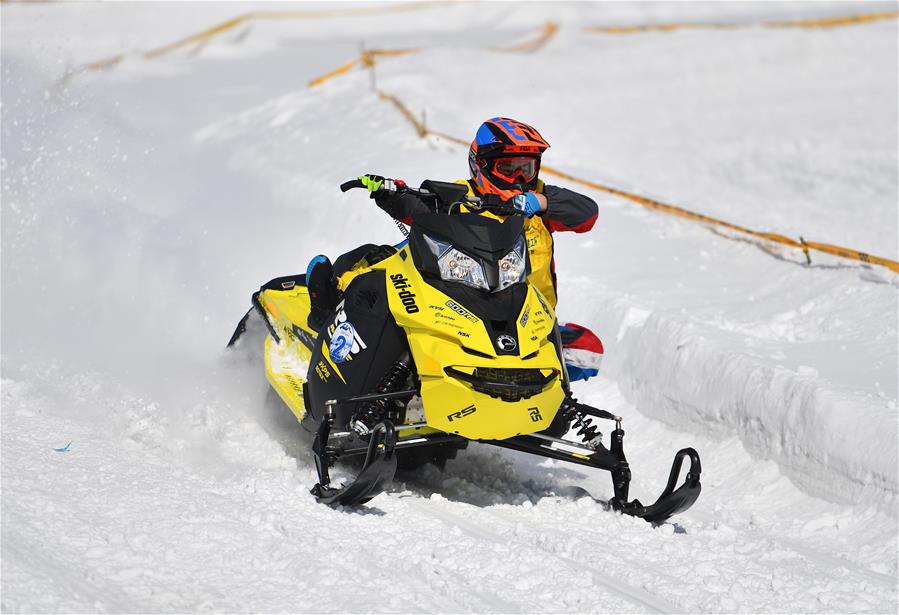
[340,179,365,192]
[492,204,527,217]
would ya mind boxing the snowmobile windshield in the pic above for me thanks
[408,212,530,292]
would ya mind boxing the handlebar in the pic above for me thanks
[340,179,365,192]
[339,178,527,217]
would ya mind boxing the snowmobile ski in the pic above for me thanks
[311,417,398,507]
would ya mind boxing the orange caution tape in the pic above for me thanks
[540,164,899,273]
[376,90,427,138]
[67,2,443,79]
[81,53,127,72]
[763,11,899,28]
[586,10,898,34]
[308,48,418,88]
[58,4,899,275]
[308,58,362,88]
[587,22,737,34]
[253,2,448,21]
[494,21,559,53]
[378,90,899,274]
[143,14,251,59]
[308,22,558,88]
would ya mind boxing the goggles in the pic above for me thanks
[491,156,538,183]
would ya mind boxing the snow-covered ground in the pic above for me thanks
[2,2,897,612]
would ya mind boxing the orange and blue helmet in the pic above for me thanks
[468,117,550,200]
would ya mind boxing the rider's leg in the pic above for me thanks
[306,255,338,332]
[560,322,604,382]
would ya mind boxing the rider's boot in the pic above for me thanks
[306,255,338,332]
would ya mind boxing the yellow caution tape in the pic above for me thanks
[377,88,899,274]
[586,10,898,34]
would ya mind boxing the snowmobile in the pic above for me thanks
[228,178,701,523]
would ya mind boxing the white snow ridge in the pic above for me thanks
[2,2,897,613]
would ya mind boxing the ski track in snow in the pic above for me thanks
[2,1,898,613]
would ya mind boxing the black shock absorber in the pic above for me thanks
[562,397,602,444]
[352,356,413,431]
[570,411,602,443]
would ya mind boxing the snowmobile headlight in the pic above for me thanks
[425,235,489,291]
[496,235,528,291]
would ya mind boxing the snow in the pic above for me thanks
[2,1,897,612]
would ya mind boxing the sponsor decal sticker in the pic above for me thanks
[390,273,420,313]
[325,302,368,364]
[447,405,476,422]
[328,322,359,363]
[315,360,332,382]
[519,305,530,328]
[290,324,316,349]
[536,292,551,315]
[445,299,479,323]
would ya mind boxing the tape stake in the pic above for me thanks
[799,236,812,265]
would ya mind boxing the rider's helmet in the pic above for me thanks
[468,117,550,201]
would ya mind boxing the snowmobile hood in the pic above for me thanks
[409,212,525,263]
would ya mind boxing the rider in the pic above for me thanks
[306,117,603,379]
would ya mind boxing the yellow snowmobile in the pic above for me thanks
[228,179,701,523]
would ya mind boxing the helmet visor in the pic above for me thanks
[492,156,538,184]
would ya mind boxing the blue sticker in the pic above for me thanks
[329,321,357,363]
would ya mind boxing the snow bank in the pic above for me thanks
[586,290,898,514]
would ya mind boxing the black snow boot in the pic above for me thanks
[306,255,338,332]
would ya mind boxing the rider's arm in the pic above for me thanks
[539,184,598,233]
[373,191,431,225]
